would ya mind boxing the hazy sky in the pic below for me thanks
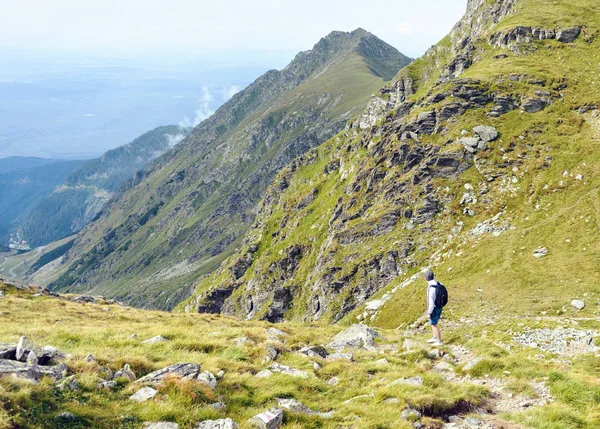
[1,0,467,61]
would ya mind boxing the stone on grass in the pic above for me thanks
[433,361,454,372]
[571,300,585,310]
[473,125,499,142]
[326,353,353,362]
[522,98,547,113]
[401,407,422,421]
[373,358,389,365]
[97,380,117,391]
[533,247,548,258]
[298,345,328,359]
[327,376,339,385]
[84,354,97,363]
[197,371,217,390]
[16,336,37,362]
[264,345,279,361]
[248,408,283,429]
[465,416,482,427]
[142,335,168,344]
[269,363,309,378]
[136,363,200,385]
[255,369,273,378]
[276,398,315,414]
[114,364,136,381]
[0,359,66,382]
[195,418,238,429]
[143,423,179,429]
[209,402,226,411]
[130,386,158,403]
[388,377,423,387]
[556,27,581,43]
[327,324,381,350]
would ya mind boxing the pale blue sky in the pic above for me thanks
[1,0,467,61]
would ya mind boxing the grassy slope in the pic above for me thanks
[1,283,598,428]
[49,44,406,310]
[186,0,600,325]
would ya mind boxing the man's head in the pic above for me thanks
[424,270,435,281]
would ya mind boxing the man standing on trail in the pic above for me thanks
[424,270,443,346]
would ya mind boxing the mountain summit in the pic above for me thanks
[47,29,411,309]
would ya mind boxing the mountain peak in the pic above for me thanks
[287,28,411,82]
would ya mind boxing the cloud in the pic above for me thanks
[165,133,186,147]
[222,85,240,101]
[179,87,215,128]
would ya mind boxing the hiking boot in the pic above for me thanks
[426,337,437,344]
[432,340,444,346]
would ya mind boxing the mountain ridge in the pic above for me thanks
[182,0,600,327]
[46,29,412,310]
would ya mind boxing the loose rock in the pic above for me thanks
[248,408,283,429]
[142,335,168,344]
[195,419,238,429]
[197,371,217,390]
[327,324,381,350]
[130,386,158,402]
[136,363,200,385]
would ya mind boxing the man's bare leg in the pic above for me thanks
[431,324,442,342]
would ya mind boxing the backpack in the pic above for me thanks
[433,282,448,308]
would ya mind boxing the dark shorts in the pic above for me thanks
[429,307,443,325]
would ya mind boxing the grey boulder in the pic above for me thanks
[143,423,179,429]
[136,363,200,385]
[473,125,499,142]
[0,358,66,382]
[327,324,381,350]
[557,27,581,43]
[248,408,283,429]
[195,419,238,429]
[130,386,158,402]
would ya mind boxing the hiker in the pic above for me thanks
[424,270,445,346]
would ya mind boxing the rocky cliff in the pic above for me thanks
[183,0,600,325]
[48,29,411,309]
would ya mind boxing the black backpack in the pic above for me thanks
[433,282,448,308]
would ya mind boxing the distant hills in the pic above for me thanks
[0,158,83,244]
[17,125,187,246]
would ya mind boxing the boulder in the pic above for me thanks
[388,377,423,387]
[327,324,381,350]
[473,125,499,142]
[326,353,353,362]
[556,27,581,43]
[265,345,279,361]
[0,358,66,382]
[521,98,547,113]
[143,423,179,429]
[255,369,273,378]
[298,345,328,359]
[197,371,217,390]
[209,402,226,411]
[16,336,37,362]
[142,335,168,344]
[401,407,422,421]
[457,137,480,153]
[276,398,314,414]
[96,380,117,391]
[130,386,158,402]
[0,344,16,360]
[114,364,136,381]
[433,361,454,372]
[248,408,283,429]
[571,300,585,310]
[269,363,309,378]
[195,419,238,429]
[136,363,200,385]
